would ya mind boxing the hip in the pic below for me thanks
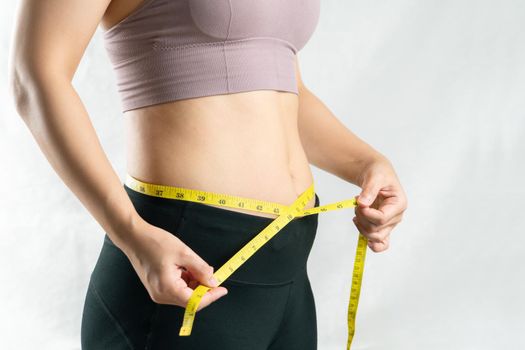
[107,183,321,285]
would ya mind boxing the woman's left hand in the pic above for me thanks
[352,156,408,252]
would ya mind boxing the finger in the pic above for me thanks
[166,276,227,310]
[357,179,383,207]
[188,279,199,289]
[151,272,191,306]
[356,195,404,226]
[367,238,389,253]
[353,218,387,252]
[168,284,228,310]
[196,287,229,311]
[354,207,380,231]
[177,246,218,287]
[181,269,192,284]
[181,269,202,287]
[361,224,392,243]
[353,216,374,237]
[155,266,198,304]
[354,210,403,233]
[171,284,198,306]
[374,234,390,249]
[353,216,393,246]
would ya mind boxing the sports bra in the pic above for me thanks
[103,0,320,112]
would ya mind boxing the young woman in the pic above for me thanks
[9,0,407,348]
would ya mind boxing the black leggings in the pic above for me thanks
[81,183,320,349]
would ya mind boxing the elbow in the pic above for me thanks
[8,60,66,123]
[7,60,48,122]
[8,64,31,119]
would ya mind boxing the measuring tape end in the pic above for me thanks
[179,327,192,336]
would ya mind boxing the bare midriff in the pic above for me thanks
[125,90,316,219]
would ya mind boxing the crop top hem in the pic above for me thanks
[121,86,299,112]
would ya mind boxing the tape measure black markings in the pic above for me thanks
[124,174,367,349]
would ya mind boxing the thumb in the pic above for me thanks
[179,248,219,287]
[358,178,381,206]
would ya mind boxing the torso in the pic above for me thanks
[102,0,315,219]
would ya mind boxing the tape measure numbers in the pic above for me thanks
[125,174,367,349]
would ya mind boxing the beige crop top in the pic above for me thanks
[103,0,320,112]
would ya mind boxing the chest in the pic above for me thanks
[188,0,320,50]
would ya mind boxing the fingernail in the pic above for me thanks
[360,195,370,204]
[208,276,218,287]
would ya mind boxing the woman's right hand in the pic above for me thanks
[117,216,229,311]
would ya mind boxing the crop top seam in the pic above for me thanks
[151,36,298,54]
[223,0,233,92]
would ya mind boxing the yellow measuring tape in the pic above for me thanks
[125,174,367,349]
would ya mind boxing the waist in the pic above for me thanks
[119,178,320,285]
[126,163,315,219]
[124,93,313,217]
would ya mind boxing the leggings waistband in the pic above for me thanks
[109,183,320,285]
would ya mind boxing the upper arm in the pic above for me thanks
[9,0,112,83]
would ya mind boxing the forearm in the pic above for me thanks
[297,86,389,186]
[12,72,139,253]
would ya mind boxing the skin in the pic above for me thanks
[9,0,408,313]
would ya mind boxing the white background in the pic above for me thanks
[1,1,524,349]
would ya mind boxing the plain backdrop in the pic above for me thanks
[1,1,524,349]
